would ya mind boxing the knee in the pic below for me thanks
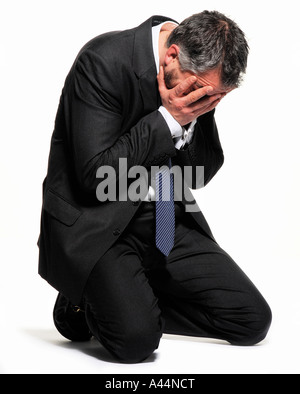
[112,319,163,363]
[231,300,272,346]
[85,304,163,363]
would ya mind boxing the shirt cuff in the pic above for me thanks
[158,106,182,138]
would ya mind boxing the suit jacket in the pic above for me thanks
[38,16,224,304]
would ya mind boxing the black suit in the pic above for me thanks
[38,16,271,362]
[38,16,223,304]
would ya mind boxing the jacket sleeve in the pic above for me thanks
[171,109,224,189]
[63,49,176,194]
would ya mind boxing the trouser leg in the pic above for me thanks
[148,216,272,346]
[83,237,164,363]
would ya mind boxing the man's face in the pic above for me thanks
[164,61,233,97]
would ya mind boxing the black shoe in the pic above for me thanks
[53,293,93,342]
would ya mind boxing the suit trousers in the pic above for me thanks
[83,202,272,363]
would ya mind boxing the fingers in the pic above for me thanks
[183,85,214,106]
[193,95,222,117]
[157,67,212,102]
[189,92,224,112]
[173,75,197,97]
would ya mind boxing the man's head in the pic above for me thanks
[163,11,249,93]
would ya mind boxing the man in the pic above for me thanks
[38,11,272,363]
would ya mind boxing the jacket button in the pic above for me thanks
[113,229,121,236]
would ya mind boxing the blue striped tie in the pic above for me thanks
[155,158,175,256]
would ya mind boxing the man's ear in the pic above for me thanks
[164,44,180,66]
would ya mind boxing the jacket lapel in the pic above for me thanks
[138,67,161,113]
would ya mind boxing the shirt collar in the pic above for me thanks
[151,21,178,74]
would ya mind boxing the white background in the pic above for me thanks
[1,0,299,374]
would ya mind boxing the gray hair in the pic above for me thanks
[167,11,249,87]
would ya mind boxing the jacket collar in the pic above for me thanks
[133,15,177,77]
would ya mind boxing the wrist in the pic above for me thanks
[158,106,182,138]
